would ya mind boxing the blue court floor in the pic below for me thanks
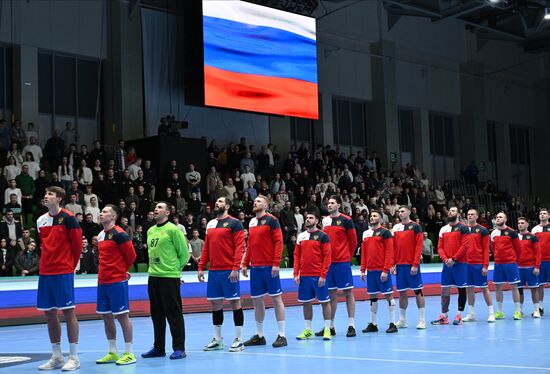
[1,293,550,373]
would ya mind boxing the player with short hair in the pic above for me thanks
[463,209,495,323]
[361,210,397,334]
[431,207,470,326]
[531,208,550,316]
[293,208,333,341]
[95,205,137,365]
[199,197,246,352]
[491,212,522,320]
[242,195,287,348]
[315,195,358,338]
[517,217,541,318]
[36,186,83,371]
[142,202,189,360]
[392,205,426,329]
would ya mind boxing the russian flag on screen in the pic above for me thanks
[202,1,319,119]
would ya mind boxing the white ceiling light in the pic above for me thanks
[544,8,550,20]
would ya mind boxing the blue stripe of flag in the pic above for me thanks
[203,15,317,84]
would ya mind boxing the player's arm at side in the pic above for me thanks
[453,226,471,261]
[346,219,358,259]
[293,241,301,279]
[117,231,137,271]
[437,229,447,262]
[271,222,284,267]
[232,225,245,271]
[360,237,367,280]
[413,225,423,267]
[171,226,190,270]
[66,215,83,270]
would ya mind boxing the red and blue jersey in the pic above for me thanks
[438,222,470,263]
[518,231,541,268]
[467,224,490,267]
[243,213,283,268]
[322,213,357,263]
[97,225,136,284]
[37,208,82,275]
[361,227,395,273]
[293,229,331,278]
[199,216,245,271]
[531,224,550,262]
[490,226,521,264]
[392,222,422,267]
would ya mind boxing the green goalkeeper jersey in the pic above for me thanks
[147,221,189,278]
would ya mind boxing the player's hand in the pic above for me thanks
[271,266,280,278]
[126,272,132,280]
[410,266,418,276]
[361,272,366,281]
[390,267,396,275]
[229,270,239,283]
[381,272,388,282]
[294,276,300,285]
[534,268,540,276]
[198,270,205,282]
[242,267,248,277]
[445,259,455,267]
[318,277,326,287]
[482,267,488,276]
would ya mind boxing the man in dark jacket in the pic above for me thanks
[15,240,39,276]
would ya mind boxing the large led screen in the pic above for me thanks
[202,1,319,119]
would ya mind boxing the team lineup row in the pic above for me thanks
[32,188,550,371]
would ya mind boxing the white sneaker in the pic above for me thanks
[416,320,427,329]
[38,355,65,370]
[61,355,80,371]
[487,313,496,323]
[533,309,541,318]
[462,313,476,322]
[228,338,244,352]
[395,320,408,329]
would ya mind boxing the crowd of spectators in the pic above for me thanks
[0,118,546,277]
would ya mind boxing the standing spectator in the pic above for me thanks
[58,156,74,192]
[90,140,107,167]
[142,160,157,201]
[128,158,142,181]
[76,237,97,275]
[4,194,22,222]
[23,136,43,164]
[3,156,20,181]
[7,142,24,166]
[60,122,78,150]
[0,238,15,276]
[18,228,34,253]
[132,224,147,269]
[10,120,27,148]
[189,228,204,270]
[422,232,434,263]
[114,140,126,173]
[185,163,201,200]
[15,240,39,276]
[0,119,10,149]
[65,194,84,216]
[81,213,102,243]
[4,179,22,206]
[44,130,65,169]
[206,167,222,203]
[16,164,36,218]
[76,160,93,187]
[0,210,23,247]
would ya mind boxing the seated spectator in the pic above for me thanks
[22,152,40,179]
[17,228,33,253]
[120,216,134,239]
[76,159,93,186]
[15,240,39,276]
[175,189,187,217]
[3,156,20,181]
[76,237,97,274]
[4,179,22,206]
[124,186,140,208]
[3,194,22,221]
[57,156,73,192]
[24,122,38,146]
[0,238,15,276]
[81,213,101,243]
[0,210,22,247]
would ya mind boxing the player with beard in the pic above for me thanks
[531,208,550,316]
[517,217,541,318]
[242,195,287,348]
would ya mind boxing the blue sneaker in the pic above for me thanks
[170,351,187,360]
[141,348,166,358]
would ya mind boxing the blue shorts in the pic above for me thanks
[395,264,423,291]
[250,266,283,298]
[493,263,520,284]
[366,270,394,295]
[467,264,488,288]
[519,267,539,288]
[207,270,240,301]
[441,262,468,288]
[327,262,354,290]
[298,276,329,303]
[37,274,75,311]
[539,261,550,285]
[97,281,130,315]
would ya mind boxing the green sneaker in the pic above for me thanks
[494,311,505,320]
[296,329,314,340]
[322,328,332,341]
[116,352,136,366]
[513,311,522,320]
[96,352,120,364]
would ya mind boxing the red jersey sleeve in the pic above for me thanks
[535,238,542,268]
[232,229,245,271]
[271,226,284,267]
[453,225,470,261]
[382,230,395,273]
[66,215,83,270]
[482,233,490,268]
[321,240,331,278]
[347,223,358,259]
[120,239,137,271]
[293,242,301,277]
[413,225,423,267]
[360,238,367,273]
[438,228,448,262]
[198,234,210,271]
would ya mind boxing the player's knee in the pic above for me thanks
[370,299,378,305]
[414,289,423,296]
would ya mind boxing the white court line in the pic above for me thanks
[185,350,550,371]
[392,349,463,355]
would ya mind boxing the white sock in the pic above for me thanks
[324,320,331,329]
[540,300,544,309]
[534,302,540,311]
[124,342,132,354]
[468,305,475,315]
[514,302,521,313]
[108,339,117,354]
[520,302,524,311]
[348,317,355,328]
[370,302,378,325]
[389,299,395,324]
[235,326,243,340]
[214,325,222,341]
[418,307,425,320]
[330,320,335,328]
[488,305,494,314]
[442,312,448,318]
[277,320,286,337]
[256,321,264,337]
[399,308,406,321]
[69,343,78,357]
[497,302,503,313]
[51,342,62,357]
[305,320,312,330]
